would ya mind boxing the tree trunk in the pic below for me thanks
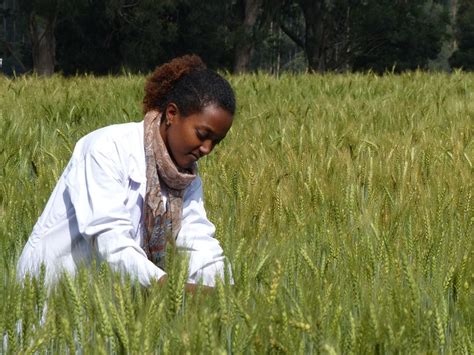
[29,13,56,76]
[233,0,262,73]
[450,0,457,20]
[234,41,254,74]
[298,0,325,72]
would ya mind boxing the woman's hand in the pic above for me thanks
[154,275,213,294]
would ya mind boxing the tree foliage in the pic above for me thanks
[56,0,176,74]
[0,0,467,74]
[55,0,233,74]
[1,0,31,73]
[351,0,449,72]
[275,0,449,73]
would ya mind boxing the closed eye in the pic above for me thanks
[196,129,207,140]
[196,128,226,146]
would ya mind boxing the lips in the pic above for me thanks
[189,152,199,161]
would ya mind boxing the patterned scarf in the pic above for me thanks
[143,110,196,269]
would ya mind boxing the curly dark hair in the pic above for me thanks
[143,55,236,117]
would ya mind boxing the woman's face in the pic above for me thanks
[161,103,233,170]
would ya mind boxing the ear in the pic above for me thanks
[165,103,180,125]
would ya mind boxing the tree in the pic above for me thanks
[232,0,263,73]
[449,0,474,70]
[294,0,330,72]
[55,0,147,74]
[203,0,296,73]
[56,0,233,74]
[351,0,449,73]
[166,0,233,70]
[1,0,30,73]
[276,0,358,72]
[276,0,449,73]
[19,0,59,76]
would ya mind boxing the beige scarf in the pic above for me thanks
[143,110,196,269]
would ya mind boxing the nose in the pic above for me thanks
[199,140,214,156]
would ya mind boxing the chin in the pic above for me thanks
[177,159,194,171]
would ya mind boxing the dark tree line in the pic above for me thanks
[0,0,473,75]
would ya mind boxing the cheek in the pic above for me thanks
[170,127,193,154]
[166,129,181,156]
[182,129,200,149]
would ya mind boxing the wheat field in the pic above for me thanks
[0,71,473,353]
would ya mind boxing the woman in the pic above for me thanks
[16,55,236,288]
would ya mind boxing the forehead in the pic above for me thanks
[186,106,233,136]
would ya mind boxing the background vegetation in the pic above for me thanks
[0,72,473,353]
[1,0,474,75]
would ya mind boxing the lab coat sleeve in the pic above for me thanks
[177,176,232,287]
[65,138,165,286]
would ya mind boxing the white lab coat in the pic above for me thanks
[16,121,228,287]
